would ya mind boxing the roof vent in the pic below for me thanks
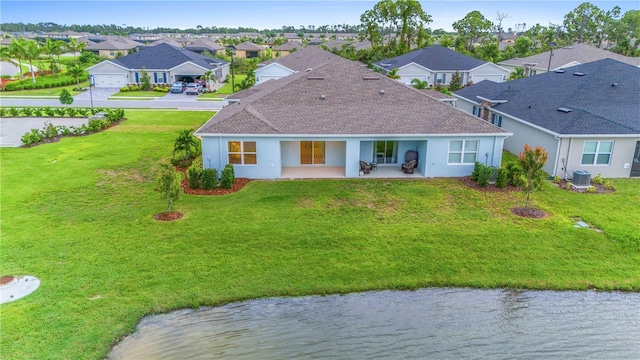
[558,107,572,113]
[554,69,565,73]
[379,89,385,95]
[573,72,585,76]
[320,94,326,100]
[306,68,312,72]
[307,76,324,80]
[363,76,380,80]
[612,82,618,87]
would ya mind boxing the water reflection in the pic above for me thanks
[110,288,640,359]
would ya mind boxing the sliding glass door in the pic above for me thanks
[300,141,325,165]
[374,141,398,164]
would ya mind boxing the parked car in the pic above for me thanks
[170,81,186,93]
[185,82,203,95]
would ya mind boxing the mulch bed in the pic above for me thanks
[181,176,252,196]
[458,176,520,193]
[153,211,184,221]
[554,179,614,194]
[511,207,547,218]
[0,276,15,286]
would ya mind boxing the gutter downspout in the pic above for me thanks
[564,138,573,180]
[553,135,562,177]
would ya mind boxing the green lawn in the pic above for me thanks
[215,74,247,95]
[1,110,639,359]
[0,80,90,97]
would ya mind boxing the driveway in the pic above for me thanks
[0,117,89,147]
[73,87,120,100]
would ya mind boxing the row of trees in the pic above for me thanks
[0,37,87,87]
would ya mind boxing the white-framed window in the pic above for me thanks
[436,73,446,84]
[228,141,257,165]
[448,140,478,164]
[581,141,613,165]
[530,70,537,76]
[156,72,165,83]
[472,106,482,117]
[491,113,502,127]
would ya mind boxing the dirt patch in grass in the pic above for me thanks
[458,176,520,193]
[0,276,15,285]
[153,211,184,221]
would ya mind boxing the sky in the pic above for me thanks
[1,1,638,33]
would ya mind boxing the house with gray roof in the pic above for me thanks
[87,43,229,87]
[254,46,342,85]
[85,37,142,59]
[498,43,640,76]
[195,53,510,179]
[374,45,510,86]
[454,59,640,178]
[183,38,224,55]
[233,41,266,58]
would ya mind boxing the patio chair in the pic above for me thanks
[360,160,373,174]
[402,159,417,174]
[401,150,418,171]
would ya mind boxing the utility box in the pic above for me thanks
[572,170,591,186]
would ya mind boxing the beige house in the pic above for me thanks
[233,41,266,59]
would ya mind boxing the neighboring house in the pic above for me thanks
[183,38,224,55]
[147,37,182,48]
[85,38,141,59]
[233,41,266,58]
[271,42,303,58]
[374,45,510,86]
[254,46,342,85]
[498,43,640,76]
[194,54,510,179]
[40,30,92,40]
[284,33,303,43]
[454,59,640,178]
[129,33,163,42]
[87,43,229,87]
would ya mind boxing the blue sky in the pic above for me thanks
[1,1,638,32]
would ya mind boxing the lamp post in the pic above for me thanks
[547,42,557,72]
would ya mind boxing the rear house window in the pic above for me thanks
[228,141,257,165]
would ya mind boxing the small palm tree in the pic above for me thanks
[203,69,216,91]
[8,38,27,79]
[410,78,428,89]
[66,65,85,90]
[173,129,199,162]
[23,40,41,84]
[66,38,86,64]
[387,68,401,80]
[509,67,526,80]
[43,38,63,74]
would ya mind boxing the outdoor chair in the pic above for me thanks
[401,150,418,171]
[402,159,417,174]
[360,160,373,174]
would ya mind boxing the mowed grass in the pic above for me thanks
[1,110,639,359]
[0,80,90,97]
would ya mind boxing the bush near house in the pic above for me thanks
[2,74,89,91]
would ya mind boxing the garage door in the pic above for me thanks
[93,74,128,88]
[471,74,504,83]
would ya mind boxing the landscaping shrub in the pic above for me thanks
[77,108,89,117]
[33,108,45,116]
[42,121,59,139]
[604,179,614,190]
[119,86,130,92]
[471,161,482,181]
[0,108,7,117]
[591,174,604,185]
[54,107,66,116]
[187,166,202,189]
[221,164,235,189]
[21,129,44,147]
[44,107,55,117]
[21,107,34,117]
[2,73,88,91]
[202,168,218,190]
[506,161,524,186]
[477,165,493,187]
[9,107,20,117]
[496,168,509,188]
[66,107,78,117]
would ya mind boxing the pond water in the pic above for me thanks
[109,288,640,359]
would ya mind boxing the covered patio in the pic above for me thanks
[280,165,423,179]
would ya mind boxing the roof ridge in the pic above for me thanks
[244,104,279,132]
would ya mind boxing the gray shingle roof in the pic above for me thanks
[234,41,264,51]
[110,43,227,70]
[374,45,488,72]
[455,58,640,135]
[197,54,509,136]
[258,45,343,72]
[498,43,640,70]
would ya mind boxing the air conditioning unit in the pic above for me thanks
[572,170,591,186]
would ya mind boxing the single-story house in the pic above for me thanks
[195,52,511,179]
[498,43,640,76]
[454,58,640,178]
[374,45,510,86]
[271,42,304,58]
[87,43,229,87]
[233,41,266,59]
[254,46,342,85]
[85,37,142,59]
[183,38,224,55]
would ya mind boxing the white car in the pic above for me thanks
[185,82,203,95]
